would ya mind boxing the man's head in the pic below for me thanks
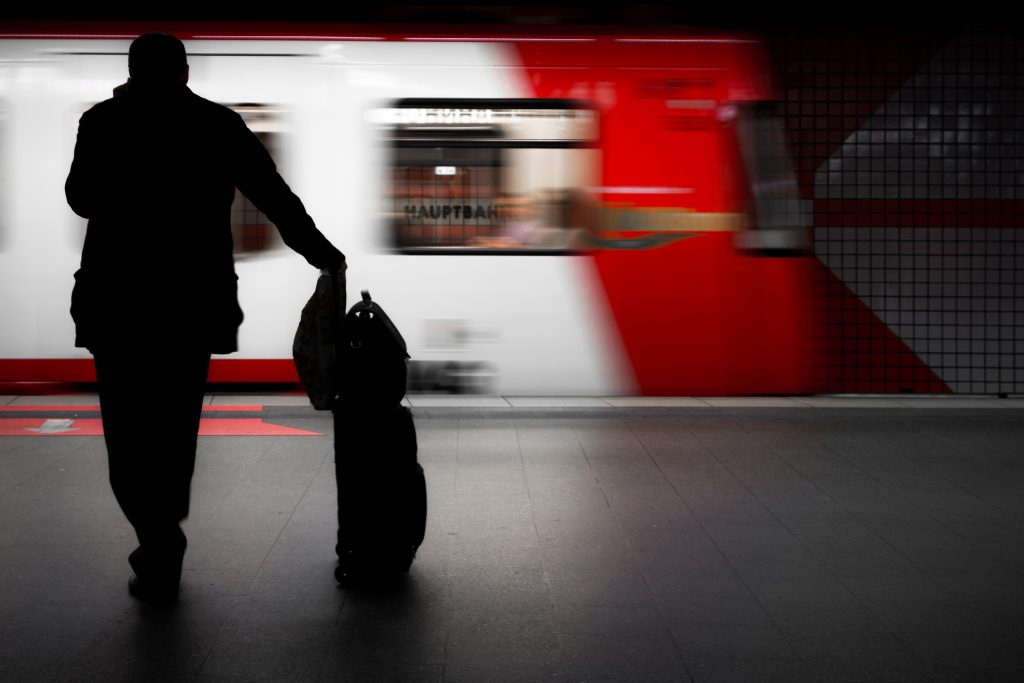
[128,32,188,85]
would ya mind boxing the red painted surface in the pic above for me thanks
[207,360,299,383]
[0,359,297,384]
[0,417,322,436]
[0,405,101,412]
[202,405,265,412]
[811,260,950,393]
[515,40,821,395]
[0,419,95,435]
[0,405,264,412]
[194,418,321,436]
[0,360,97,382]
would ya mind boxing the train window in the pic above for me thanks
[229,104,285,258]
[733,102,812,254]
[380,99,599,254]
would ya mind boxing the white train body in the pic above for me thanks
[0,38,629,394]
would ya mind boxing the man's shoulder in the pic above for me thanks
[80,89,231,117]
[81,96,118,119]
[186,91,245,125]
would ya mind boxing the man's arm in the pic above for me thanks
[232,115,344,272]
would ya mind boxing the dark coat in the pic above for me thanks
[66,82,344,353]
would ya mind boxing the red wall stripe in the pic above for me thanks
[815,200,1024,228]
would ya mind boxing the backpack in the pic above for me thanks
[292,271,342,410]
[337,290,410,406]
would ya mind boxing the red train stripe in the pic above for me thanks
[0,359,299,384]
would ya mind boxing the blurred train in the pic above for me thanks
[0,23,819,395]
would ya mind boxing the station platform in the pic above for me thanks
[2,393,1023,681]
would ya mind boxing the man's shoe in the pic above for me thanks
[128,575,179,605]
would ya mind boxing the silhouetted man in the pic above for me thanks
[66,33,345,604]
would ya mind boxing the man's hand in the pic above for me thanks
[322,261,347,314]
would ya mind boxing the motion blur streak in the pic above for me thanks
[0,28,910,395]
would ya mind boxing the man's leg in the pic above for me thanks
[94,348,210,600]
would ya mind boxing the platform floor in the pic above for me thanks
[2,395,1023,681]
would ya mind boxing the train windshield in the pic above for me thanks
[734,102,811,253]
[380,99,599,254]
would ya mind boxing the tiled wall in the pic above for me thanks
[770,24,1023,394]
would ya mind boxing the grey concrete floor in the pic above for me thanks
[1,399,1024,681]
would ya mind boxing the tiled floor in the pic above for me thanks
[1,396,1023,681]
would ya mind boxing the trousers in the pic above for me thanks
[94,348,211,585]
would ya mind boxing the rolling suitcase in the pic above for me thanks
[334,404,426,580]
[333,290,426,583]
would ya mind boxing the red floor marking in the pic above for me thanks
[196,418,321,436]
[0,405,101,412]
[201,405,265,412]
[0,418,103,435]
[0,418,321,437]
[0,405,265,413]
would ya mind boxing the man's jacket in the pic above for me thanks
[66,83,344,353]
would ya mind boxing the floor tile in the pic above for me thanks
[670,623,801,661]
[505,396,612,408]
[208,394,310,406]
[897,397,1004,409]
[407,395,511,407]
[792,396,908,408]
[603,397,707,407]
[3,398,1024,680]
[700,397,807,408]
[686,657,819,683]
[560,633,687,680]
